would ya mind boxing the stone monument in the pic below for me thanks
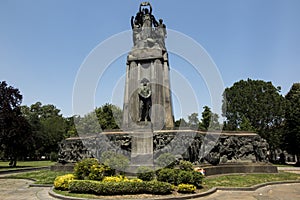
[122,2,174,130]
[53,2,277,175]
[122,2,174,167]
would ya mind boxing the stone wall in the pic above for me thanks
[57,131,269,165]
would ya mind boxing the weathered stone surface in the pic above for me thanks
[123,2,174,130]
[57,131,270,166]
[203,163,278,176]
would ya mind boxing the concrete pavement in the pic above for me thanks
[194,183,300,200]
[0,179,55,200]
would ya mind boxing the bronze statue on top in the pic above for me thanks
[131,2,166,49]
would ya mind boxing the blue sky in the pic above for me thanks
[1,0,300,120]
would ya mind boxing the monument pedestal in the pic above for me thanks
[130,122,154,167]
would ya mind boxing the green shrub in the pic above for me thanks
[54,174,75,190]
[68,180,97,194]
[74,158,99,180]
[137,166,155,181]
[156,153,176,168]
[101,151,129,173]
[177,183,196,193]
[88,164,105,181]
[191,171,204,188]
[179,160,193,171]
[128,178,143,182]
[157,168,203,187]
[146,180,174,194]
[69,180,173,195]
[50,152,58,162]
[102,175,128,182]
[177,170,193,185]
[157,168,178,185]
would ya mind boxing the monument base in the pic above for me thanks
[202,163,278,176]
[50,163,75,172]
[131,129,154,168]
[54,130,272,173]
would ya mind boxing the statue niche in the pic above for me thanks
[138,79,151,122]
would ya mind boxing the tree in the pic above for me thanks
[187,113,199,129]
[284,83,300,165]
[200,106,212,130]
[74,103,122,135]
[199,106,221,131]
[21,102,67,159]
[0,81,33,166]
[95,103,122,130]
[174,118,188,128]
[222,79,285,148]
[64,116,78,138]
[74,113,102,135]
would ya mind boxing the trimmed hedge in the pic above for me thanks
[177,170,193,184]
[137,166,155,181]
[177,184,196,193]
[74,158,99,180]
[157,168,203,187]
[54,174,75,191]
[179,160,193,171]
[191,170,204,188]
[157,168,179,185]
[69,180,173,195]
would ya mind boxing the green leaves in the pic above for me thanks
[95,103,122,130]
[284,83,300,158]
[0,81,33,166]
[222,79,285,132]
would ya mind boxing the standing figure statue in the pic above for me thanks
[138,80,152,122]
[131,16,141,46]
[155,19,167,49]
[130,2,165,47]
[139,2,158,40]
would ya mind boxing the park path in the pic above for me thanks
[194,183,300,200]
[0,178,56,200]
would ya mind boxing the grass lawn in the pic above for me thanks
[203,172,300,189]
[273,164,296,167]
[8,169,300,189]
[0,161,55,171]
[7,170,70,184]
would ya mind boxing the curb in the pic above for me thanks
[216,180,300,191]
[49,180,300,200]
[29,183,53,187]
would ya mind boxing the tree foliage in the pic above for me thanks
[199,106,221,130]
[95,103,122,130]
[174,118,188,128]
[187,113,199,129]
[222,79,285,148]
[74,103,122,135]
[21,102,67,158]
[0,81,33,166]
[284,83,300,162]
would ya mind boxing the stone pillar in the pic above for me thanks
[122,52,174,130]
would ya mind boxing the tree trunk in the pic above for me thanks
[295,154,300,167]
[9,158,17,167]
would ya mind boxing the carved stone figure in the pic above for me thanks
[130,2,162,47]
[155,19,167,48]
[138,80,152,122]
[131,16,141,46]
